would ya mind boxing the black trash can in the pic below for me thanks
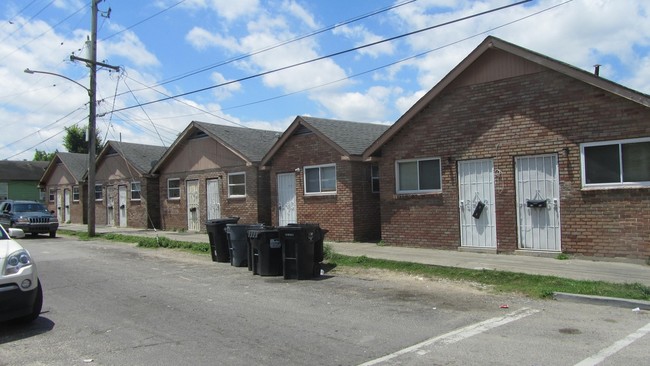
[248,228,282,276]
[278,224,327,280]
[205,217,239,262]
[227,224,263,267]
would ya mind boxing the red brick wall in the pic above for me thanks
[159,166,269,231]
[379,70,650,259]
[267,133,381,241]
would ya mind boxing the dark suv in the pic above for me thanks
[0,200,58,237]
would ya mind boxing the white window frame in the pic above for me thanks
[228,172,246,198]
[371,164,380,193]
[167,178,181,200]
[395,157,442,194]
[72,186,80,202]
[304,163,337,195]
[94,184,103,201]
[131,181,141,201]
[581,137,650,189]
[49,188,56,202]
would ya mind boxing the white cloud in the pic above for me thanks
[282,0,319,29]
[314,86,397,122]
[332,24,395,58]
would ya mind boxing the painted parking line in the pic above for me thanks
[574,322,650,366]
[358,307,540,366]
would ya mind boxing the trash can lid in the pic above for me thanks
[207,217,240,224]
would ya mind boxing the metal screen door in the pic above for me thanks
[118,185,127,228]
[206,179,221,221]
[186,180,200,232]
[515,155,561,251]
[458,159,497,248]
[277,173,296,226]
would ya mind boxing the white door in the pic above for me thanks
[206,179,221,220]
[63,189,71,223]
[458,159,497,248]
[277,173,297,226]
[56,190,63,221]
[106,186,115,226]
[118,185,127,228]
[516,155,561,251]
[186,180,200,231]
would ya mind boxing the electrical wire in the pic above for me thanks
[111,0,532,113]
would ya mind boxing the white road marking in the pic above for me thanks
[574,321,650,366]
[358,307,540,366]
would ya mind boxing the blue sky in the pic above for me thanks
[1,0,649,160]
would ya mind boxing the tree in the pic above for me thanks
[33,149,56,162]
[63,125,103,154]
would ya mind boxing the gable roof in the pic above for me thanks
[152,121,281,172]
[97,141,168,175]
[363,36,650,159]
[261,116,389,165]
[39,152,88,186]
[0,160,49,181]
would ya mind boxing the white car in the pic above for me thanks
[0,225,42,323]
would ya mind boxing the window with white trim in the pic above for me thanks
[131,182,141,200]
[371,164,380,193]
[73,186,80,201]
[228,172,246,197]
[49,188,56,202]
[395,158,442,193]
[94,184,103,201]
[304,164,336,194]
[168,179,180,199]
[581,137,650,188]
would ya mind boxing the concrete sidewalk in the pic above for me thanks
[59,223,650,286]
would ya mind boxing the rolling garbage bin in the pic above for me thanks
[279,223,327,280]
[227,224,263,267]
[248,228,282,276]
[205,217,239,262]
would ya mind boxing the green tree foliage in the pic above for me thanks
[33,149,57,162]
[63,125,103,154]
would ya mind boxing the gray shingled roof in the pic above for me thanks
[0,160,49,181]
[299,116,389,156]
[106,141,168,174]
[56,152,89,181]
[194,121,281,162]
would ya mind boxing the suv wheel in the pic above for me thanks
[49,231,56,238]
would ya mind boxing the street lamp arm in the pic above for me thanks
[24,68,90,95]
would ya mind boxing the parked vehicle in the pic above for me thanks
[0,225,43,323]
[0,200,58,237]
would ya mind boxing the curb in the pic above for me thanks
[553,292,650,310]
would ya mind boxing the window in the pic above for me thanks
[49,188,56,202]
[582,137,650,188]
[94,184,103,201]
[131,182,141,200]
[73,186,80,201]
[396,158,442,193]
[168,179,180,199]
[371,164,380,193]
[228,173,246,197]
[304,164,336,194]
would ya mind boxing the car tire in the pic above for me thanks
[49,231,56,238]
[14,280,43,324]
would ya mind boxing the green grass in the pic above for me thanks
[59,230,650,301]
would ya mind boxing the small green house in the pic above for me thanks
[0,161,49,202]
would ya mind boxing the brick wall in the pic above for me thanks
[267,132,381,242]
[379,70,650,259]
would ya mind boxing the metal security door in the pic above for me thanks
[63,189,71,223]
[277,173,296,226]
[516,155,561,251]
[186,180,200,232]
[56,190,63,221]
[118,185,127,228]
[206,179,221,220]
[106,186,115,226]
[458,159,497,248]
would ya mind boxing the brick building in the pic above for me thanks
[261,116,388,242]
[39,152,88,224]
[363,36,650,260]
[94,141,167,229]
[152,121,280,232]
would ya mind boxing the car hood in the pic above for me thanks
[0,239,24,260]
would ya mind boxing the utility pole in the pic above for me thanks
[69,0,119,237]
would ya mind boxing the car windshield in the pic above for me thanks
[14,203,49,213]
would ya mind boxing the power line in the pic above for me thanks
[111,0,532,114]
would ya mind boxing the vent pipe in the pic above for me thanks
[593,64,601,76]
